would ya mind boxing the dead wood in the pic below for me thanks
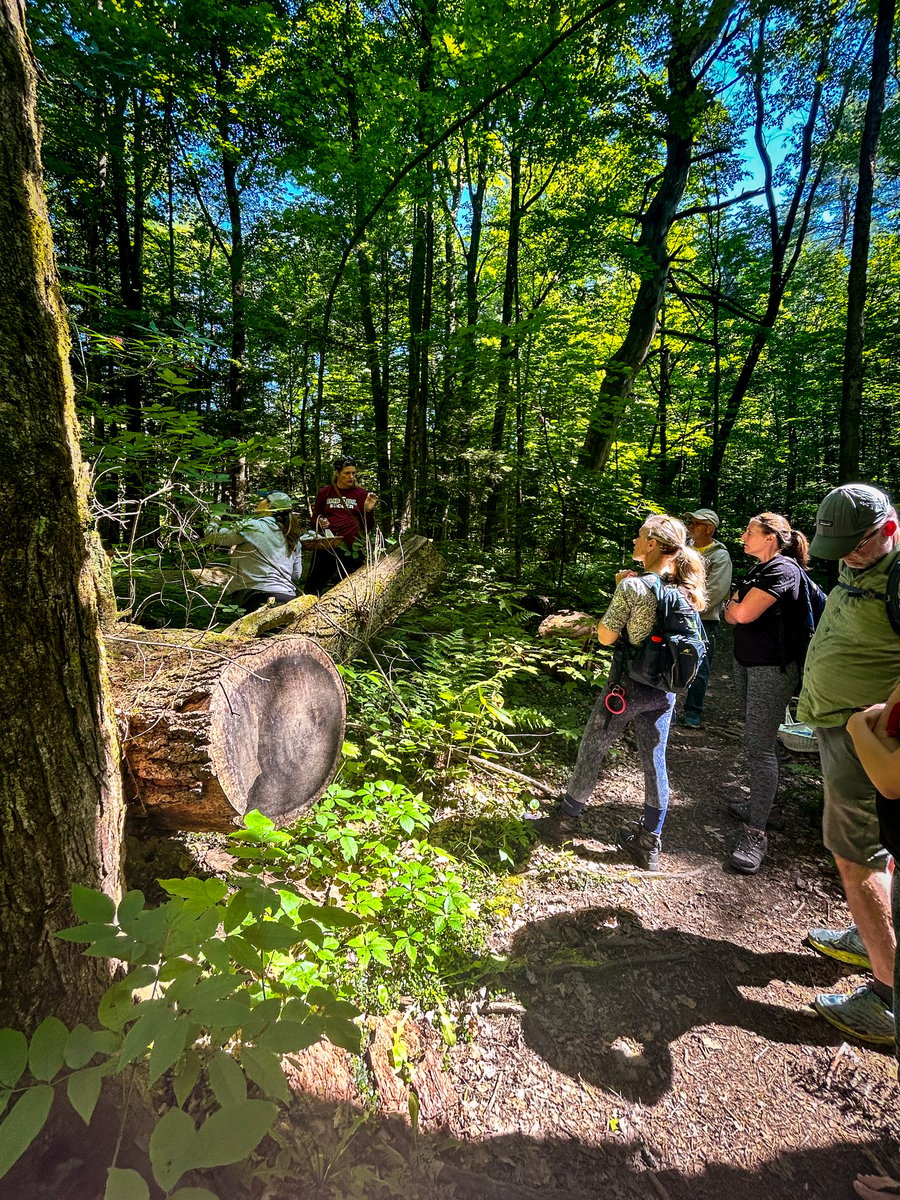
[112,635,345,831]
[537,610,596,640]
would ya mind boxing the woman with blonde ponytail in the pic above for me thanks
[536,515,706,871]
[723,511,813,874]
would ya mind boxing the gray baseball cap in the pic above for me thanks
[683,508,720,529]
[261,491,293,511]
[810,483,892,559]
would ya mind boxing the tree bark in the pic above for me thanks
[838,0,895,483]
[0,0,124,1030]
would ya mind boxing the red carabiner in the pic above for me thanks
[605,685,627,715]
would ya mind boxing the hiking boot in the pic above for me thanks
[616,823,661,871]
[728,827,768,874]
[525,804,580,847]
[681,712,702,729]
[806,925,871,970]
[813,985,895,1047]
[727,800,786,831]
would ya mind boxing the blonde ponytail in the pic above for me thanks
[643,514,707,613]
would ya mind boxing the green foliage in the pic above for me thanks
[0,874,367,1195]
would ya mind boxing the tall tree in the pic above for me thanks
[838,0,896,482]
[0,0,123,1028]
[578,0,737,474]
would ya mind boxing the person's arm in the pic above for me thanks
[847,701,900,800]
[704,547,733,610]
[596,576,641,646]
[311,489,330,532]
[723,586,778,625]
[205,520,243,547]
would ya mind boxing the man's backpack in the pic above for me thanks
[620,575,707,693]
[834,553,900,634]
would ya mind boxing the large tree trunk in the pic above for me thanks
[0,0,124,1030]
[838,0,895,483]
[109,535,445,830]
[578,0,735,474]
[113,636,345,832]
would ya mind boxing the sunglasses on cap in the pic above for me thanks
[334,456,357,470]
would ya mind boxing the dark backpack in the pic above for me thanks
[834,553,900,634]
[620,575,708,693]
[776,566,827,670]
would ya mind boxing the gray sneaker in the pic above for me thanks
[728,827,768,874]
[806,925,871,970]
[813,985,895,1047]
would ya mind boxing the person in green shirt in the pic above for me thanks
[797,484,900,1046]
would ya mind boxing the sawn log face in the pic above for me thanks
[119,636,345,831]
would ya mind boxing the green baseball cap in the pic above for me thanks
[810,483,892,559]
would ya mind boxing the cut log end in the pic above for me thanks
[123,637,345,832]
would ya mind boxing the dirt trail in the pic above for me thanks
[440,641,900,1199]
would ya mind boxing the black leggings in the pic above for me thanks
[234,589,295,614]
[304,546,364,595]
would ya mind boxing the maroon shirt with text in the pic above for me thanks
[311,484,375,548]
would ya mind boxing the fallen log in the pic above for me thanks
[112,635,345,832]
[221,533,446,652]
[108,534,445,831]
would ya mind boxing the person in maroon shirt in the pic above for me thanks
[305,456,378,594]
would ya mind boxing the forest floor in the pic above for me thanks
[121,628,900,1200]
[286,636,900,1200]
[414,640,900,1200]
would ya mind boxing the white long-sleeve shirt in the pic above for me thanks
[206,515,303,597]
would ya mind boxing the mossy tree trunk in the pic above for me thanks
[0,0,124,1030]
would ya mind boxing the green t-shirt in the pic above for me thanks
[797,548,900,728]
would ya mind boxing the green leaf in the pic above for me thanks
[295,904,363,930]
[55,922,117,943]
[189,997,251,1031]
[201,938,231,972]
[239,1047,289,1103]
[67,1065,105,1125]
[148,1014,192,1086]
[0,1085,54,1176]
[65,1024,111,1070]
[149,1106,195,1191]
[28,1016,68,1081]
[258,1019,322,1055]
[0,1029,28,1087]
[0,1090,10,1117]
[98,968,157,1032]
[322,1016,362,1055]
[71,886,116,924]
[170,1190,219,1200]
[116,890,146,929]
[105,1168,150,1200]
[160,878,228,906]
[207,1051,246,1107]
[242,921,304,952]
[173,1048,202,1108]
[223,935,264,974]
[189,1101,277,1170]
[118,1003,172,1067]
[241,810,276,838]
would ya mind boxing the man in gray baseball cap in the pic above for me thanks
[798,483,900,1045]
[680,509,732,728]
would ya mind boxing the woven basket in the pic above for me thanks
[778,706,818,754]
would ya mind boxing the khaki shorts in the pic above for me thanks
[817,725,890,867]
